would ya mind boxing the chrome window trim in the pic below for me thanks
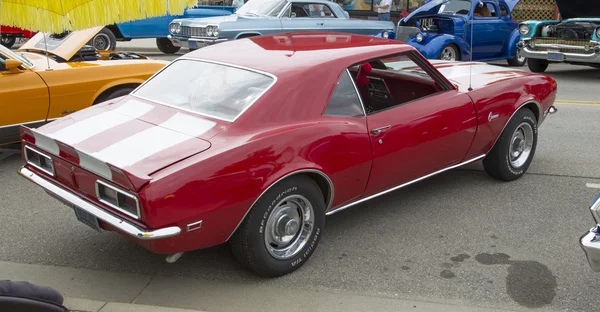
[345,68,367,116]
[131,58,278,123]
[226,169,334,241]
[326,154,486,215]
[95,180,141,220]
[24,145,55,177]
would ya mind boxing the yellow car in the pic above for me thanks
[0,26,169,148]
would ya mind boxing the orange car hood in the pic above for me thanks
[18,26,103,61]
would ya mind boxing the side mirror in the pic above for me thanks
[477,1,484,7]
[4,59,23,73]
[291,12,296,18]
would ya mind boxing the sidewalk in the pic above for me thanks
[0,261,550,312]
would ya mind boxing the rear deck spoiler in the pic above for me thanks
[20,125,152,191]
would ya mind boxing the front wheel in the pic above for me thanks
[230,175,325,277]
[156,38,180,54]
[1,36,16,49]
[507,48,526,66]
[439,44,459,61]
[527,58,549,73]
[483,108,538,181]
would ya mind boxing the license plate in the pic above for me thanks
[547,52,564,62]
[188,40,198,49]
[73,205,101,232]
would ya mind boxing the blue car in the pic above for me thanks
[167,0,396,51]
[91,6,237,54]
[518,0,600,72]
[396,0,526,66]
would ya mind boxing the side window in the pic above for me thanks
[290,3,335,18]
[499,3,509,17]
[349,53,448,115]
[324,70,364,117]
[473,2,498,17]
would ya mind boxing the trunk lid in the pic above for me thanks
[26,96,217,190]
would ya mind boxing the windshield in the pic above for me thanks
[438,0,471,14]
[236,0,288,16]
[133,60,275,122]
[0,44,34,68]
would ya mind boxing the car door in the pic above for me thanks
[471,1,504,59]
[280,2,325,32]
[0,51,49,146]
[358,53,477,196]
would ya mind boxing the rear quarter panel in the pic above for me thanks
[38,61,166,120]
[464,74,557,159]
[140,118,373,253]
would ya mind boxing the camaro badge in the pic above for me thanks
[488,112,499,122]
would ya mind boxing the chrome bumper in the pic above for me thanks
[581,226,600,272]
[19,167,181,240]
[168,35,228,47]
[520,46,600,63]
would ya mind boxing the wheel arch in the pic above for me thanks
[486,99,542,154]
[225,168,334,241]
[235,32,261,40]
[105,24,125,39]
[93,81,142,104]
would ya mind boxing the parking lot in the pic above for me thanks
[1,47,600,311]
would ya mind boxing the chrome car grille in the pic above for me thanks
[181,26,208,37]
[529,38,597,54]
[396,26,420,43]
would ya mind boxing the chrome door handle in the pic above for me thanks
[371,125,391,135]
[317,22,324,25]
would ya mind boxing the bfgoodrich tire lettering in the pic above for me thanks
[230,175,325,277]
[483,108,538,181]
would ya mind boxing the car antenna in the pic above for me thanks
[43,33,52,71]
[468,1,482,92]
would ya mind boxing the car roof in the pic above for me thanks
[184,32,413,79]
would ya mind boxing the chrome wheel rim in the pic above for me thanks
[509,122,534,168]
[264,194,314,260]
[441,47,456,61]
[93,33,111,50]
[516,48,525,63]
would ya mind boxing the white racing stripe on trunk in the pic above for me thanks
[78,150,112,180]
[90,113,215,168]
[32,130,60,156]
[436,65,520,79]
[48,100,153,145]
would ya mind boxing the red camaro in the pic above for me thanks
[1,26,35,48]
[18,33,557,277]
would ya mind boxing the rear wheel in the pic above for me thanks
[483,108,538,181]
[439,44,459,61]
[156,38,180,54]
[230,175,325,277]
[527,58,549,73]
[507,48,526,66]
[1,36,16,49]
[88,27,117,50]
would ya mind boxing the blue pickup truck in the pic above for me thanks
[91,5,237,54]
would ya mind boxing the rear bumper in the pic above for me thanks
[18,166,181,240]
[581,226,600,272]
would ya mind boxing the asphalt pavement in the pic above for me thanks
[2,41,600,311]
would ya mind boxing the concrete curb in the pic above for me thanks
[65,297,205,312]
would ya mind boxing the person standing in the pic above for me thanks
[374,0,392,21]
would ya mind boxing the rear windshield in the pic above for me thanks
[133,59,275,122]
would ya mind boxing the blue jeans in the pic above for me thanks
[378,12,390,21]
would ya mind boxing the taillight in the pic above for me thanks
[24,146,55,176]
[95,180,141,219]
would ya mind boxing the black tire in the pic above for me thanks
[439,44,460,61]
[230,175,326,277]
[527,58,549,73]
[483,108,538,181]
[188,48,198,52]
[93,87,135,105]
[507,48,526,66]
[88,27,117,50]
[1,36,16,49]
[156,38,180,54]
